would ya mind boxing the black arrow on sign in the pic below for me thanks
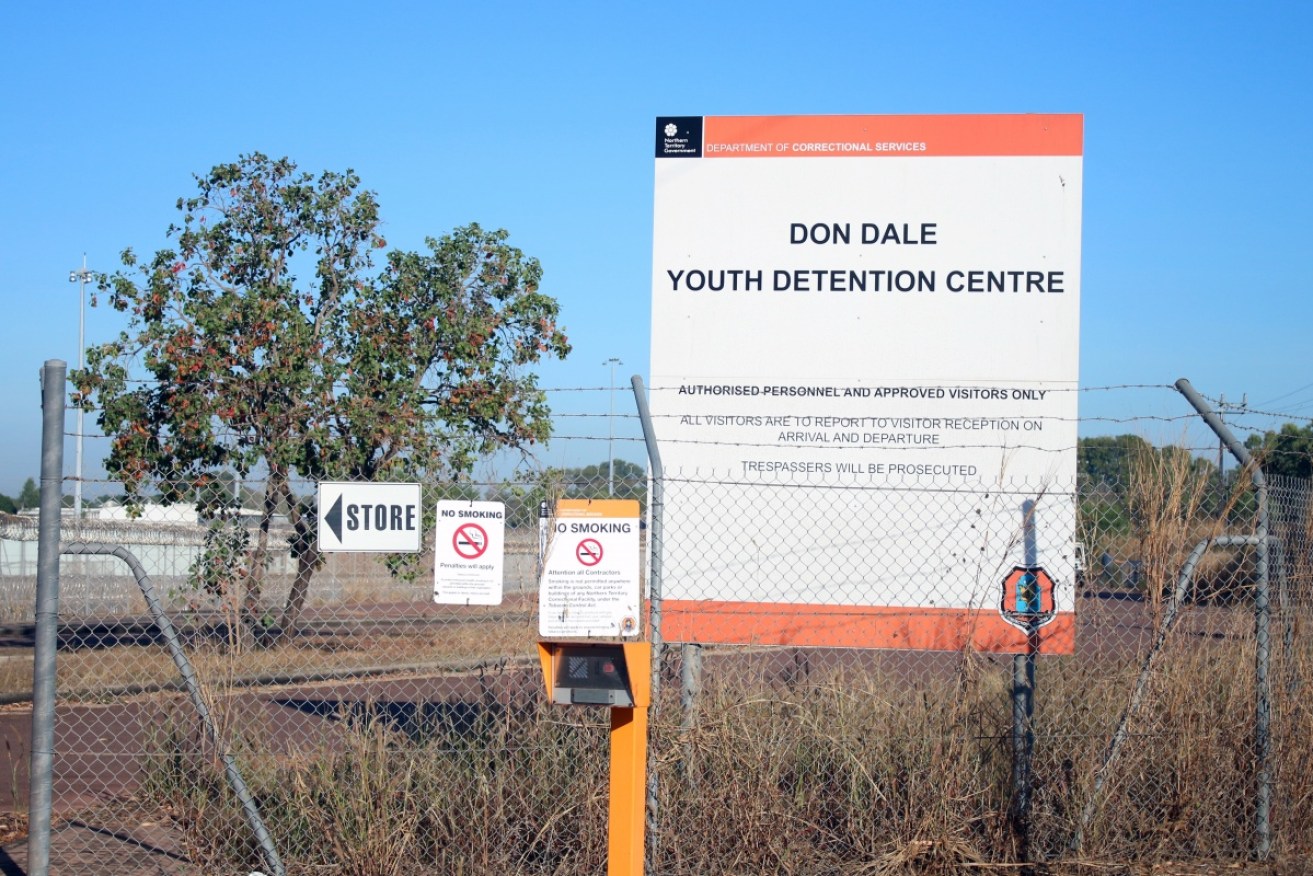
[324,494,344,543]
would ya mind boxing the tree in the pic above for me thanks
[1077,435,1153,489]
[558,458,647,504]
[488,459,648,530]
[0,494,16,514]
[1245,422,1313,479]
[17,478,39,511]
[75,153,570,642]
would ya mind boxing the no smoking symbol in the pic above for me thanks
[452,523,488,559]
[576,538,604,566]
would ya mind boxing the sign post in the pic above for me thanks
[536,499,648,871]
[538,641,651,876]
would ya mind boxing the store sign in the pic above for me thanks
[317,482,422,553]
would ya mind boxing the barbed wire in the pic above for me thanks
[94,380,1181,394]
[640,382,1178,394]
[59,432,1306,464]
[1207,406,1313,426]
[52,431,1213,456]
[658,474,1079,497]
[62,410,1220,442]
[76,381,1311,427]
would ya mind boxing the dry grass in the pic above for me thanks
[1126,443,1225,622]
[0,810,26,846]
[26,639,1313,869]
[125,624,1313,875]
[16,455,1313,873]
[0,617,539,698]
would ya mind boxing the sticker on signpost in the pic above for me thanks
[538,499,641,638]
[434,501,505,605]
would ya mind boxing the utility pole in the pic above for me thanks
[1218,394,1226,512]
[604,358,623,496]
[68,255,94,518]
[1216,393,1248,513]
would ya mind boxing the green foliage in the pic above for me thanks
[73,152,571,635]
[17,478,39,511]
[1077,435,1227,560]
[194,470,240,520]
[558,458,646,503]
[1077,437,1149,549]
[187,517,251,606]
[487,478,552,530]
[1245,421,1313,479]
[0,494,16,514]
[1079,492,1131,537]
[1077,435,1152,489]
[431,481,482,503]
[489,459,647,529]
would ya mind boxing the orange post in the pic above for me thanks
[608,705,648,875]
[538,641,651,874]
[609,642,650,875]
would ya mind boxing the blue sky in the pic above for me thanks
[2,1,1310,495]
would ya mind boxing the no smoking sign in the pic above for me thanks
[538,499,641,638]
[434,501,505,606]
[453,523,488,559]
[576,538,604,566]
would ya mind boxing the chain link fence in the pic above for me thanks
[2,379,1311,874]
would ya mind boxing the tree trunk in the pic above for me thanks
[281,546,318,632]
[279,485,320,631]
[239,472,282,649]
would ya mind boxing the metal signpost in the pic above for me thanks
[538,641,652,876]
[536,496,649,872]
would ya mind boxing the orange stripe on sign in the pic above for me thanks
[554,498,640,519]
[660,600,1076,655]
[702,114,1082,158]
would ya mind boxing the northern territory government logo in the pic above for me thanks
[655,116,702,158]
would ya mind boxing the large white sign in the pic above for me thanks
[433,500,506,605]
[317,482,422,553]
[538,499,642,638]
[650,114,1083,653]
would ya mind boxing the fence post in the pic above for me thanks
[28,359,66,876]
[1175,378,1271,860]
[1011,499,1038,864]
[680,643,702,728]
[630,375,665,867]
[537,499,550,581]
[631,376,665,703]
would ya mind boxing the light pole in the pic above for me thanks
[1216,393,1247,513]
[604,357,623,496]
[68,256,93,518]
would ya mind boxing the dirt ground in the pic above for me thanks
[2,819,1309,876]
[0,592,1299,875]
[0,803,202,876]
